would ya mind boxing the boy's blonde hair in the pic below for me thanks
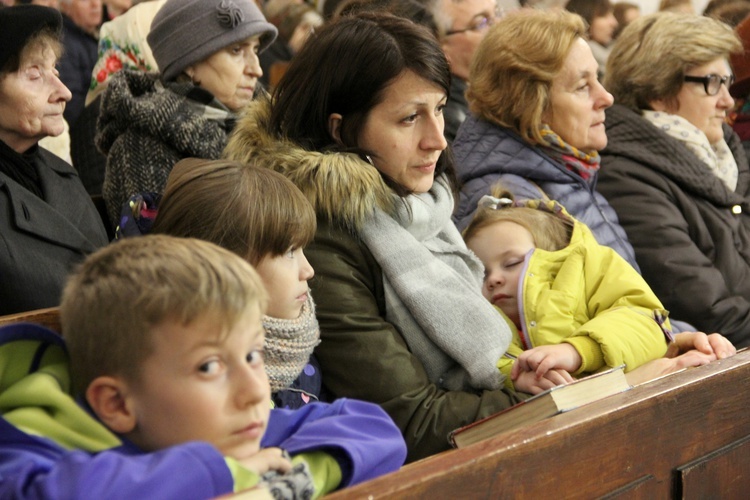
[151,158,316,266]
[61,235,269,395]
[463,187,572,252]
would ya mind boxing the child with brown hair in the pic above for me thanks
[463,189,673,394]
[0,235,406,497]
[122,157,322,409]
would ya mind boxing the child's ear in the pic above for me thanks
[328,113,343,145]
[86,376,137,434]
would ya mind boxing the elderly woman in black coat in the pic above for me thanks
[0,6,108,315]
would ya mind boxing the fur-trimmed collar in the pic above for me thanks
[224,98,394,231]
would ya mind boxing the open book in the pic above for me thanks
[450,364,631,448]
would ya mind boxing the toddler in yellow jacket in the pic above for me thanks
[464,191,672,394]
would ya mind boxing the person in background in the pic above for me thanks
[435,0,502,143]
[72,0,165,196]
[612,1,639,40]
[658,0,694,13]
[97,0,277,228]
[102,0,130,19]
[565,0,617,78]
[0,5,108,315]
[0,235,407,498]
[259,2,322,90]
[599,13,750,347]
[58,0,102,127]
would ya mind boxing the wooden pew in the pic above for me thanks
[0,306,61,332]
[329,350,750,499]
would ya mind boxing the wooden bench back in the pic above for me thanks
[0,307,61,333]
[328,349,750,498]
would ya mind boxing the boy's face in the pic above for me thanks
[124,309,271,460]
[466,221,535,328]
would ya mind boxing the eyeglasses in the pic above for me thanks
[683,74,735,96]
[445,6,504,36]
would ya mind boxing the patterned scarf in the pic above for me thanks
[539,125,601,182]
[642,110,738,191]
[359,176,510,392]
[163,80,237,132]
[263,295,321,392]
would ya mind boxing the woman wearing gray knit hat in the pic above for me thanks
[96,0,277,228]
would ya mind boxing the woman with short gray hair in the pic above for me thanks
[598,12,750,347]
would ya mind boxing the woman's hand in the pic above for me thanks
[511,344,582,381]
[625,349,718,386]
[667,331,736,360]
[513,367,576,395]
[235,447,292,476]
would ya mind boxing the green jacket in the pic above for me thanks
[497,201,671,389]
[225,99,521,462]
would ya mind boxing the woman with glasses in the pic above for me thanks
[598,12,750,348]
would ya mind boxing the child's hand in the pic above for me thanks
[513,368,575,394]
[236,447,292,476]
[511,344,582,380]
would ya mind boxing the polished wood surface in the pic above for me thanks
[329,350,750,499]
[0,306,61,333]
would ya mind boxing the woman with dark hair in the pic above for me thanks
[225,12,521,461]
[0,5,108,315]
[565,0,617,76]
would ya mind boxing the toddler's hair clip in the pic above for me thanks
[478,195,513,210]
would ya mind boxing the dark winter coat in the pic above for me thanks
[599,104,750,347]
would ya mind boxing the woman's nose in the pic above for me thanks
[52,74,72,103]
[422,115,448,152]
[717,84,735,109]
[594,81,614,109]
[245,52,262,78]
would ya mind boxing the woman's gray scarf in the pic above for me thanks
[263,295,320,392]
[360,176,511,391]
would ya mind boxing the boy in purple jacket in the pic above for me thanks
[0,235,406,498]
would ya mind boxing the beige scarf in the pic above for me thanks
[642,110,738,191]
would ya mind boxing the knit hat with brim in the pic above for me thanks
[148,0,278,82]
[731,14,750,98]
[0,5,62,72]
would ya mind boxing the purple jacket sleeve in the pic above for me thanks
[0,425,234,499]
[262,399,406,486]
